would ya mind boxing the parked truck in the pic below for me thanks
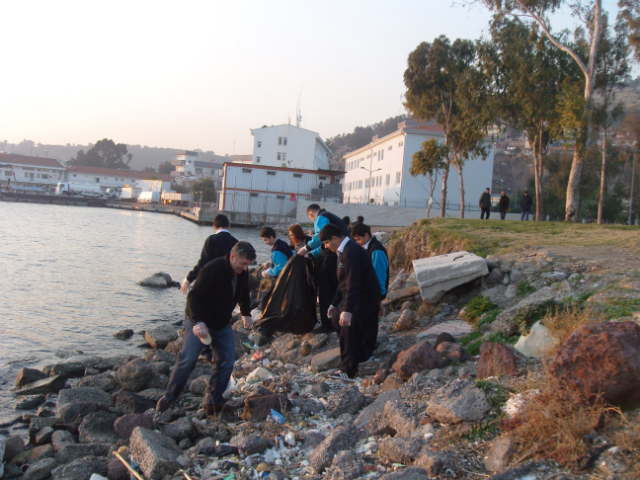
[138,191,160,204]
[120,187,142,200]
[55,182,103,197]
[161,192,192,206]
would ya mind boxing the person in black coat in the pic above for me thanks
[158,242,256,415]
[181,214,238,294]
[499,191,510,220]
[319,224,381,379]
[479,188,492,220]
[521,191,533,221]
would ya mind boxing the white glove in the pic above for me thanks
[327,305,336,319]
[261,270,270,278]
[193,322,208,340]
[296,246,309,256]
[243,316,254,329]
[339,312,353,327]
[180,278,191,295]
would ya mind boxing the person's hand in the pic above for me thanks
[193,322,208,340]
[261,270,270,278]
[243,316,254,329]
[339,312,353,327]
[181,279,191,295]
[296,246,308,256]
[327,305,336,319]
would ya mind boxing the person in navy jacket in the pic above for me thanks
[297,204,350,333]
[259,227,293,310]
[319,224,381,379]
[350,223,389,300]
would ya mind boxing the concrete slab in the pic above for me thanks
[417,320,475,338]
[413,252,488,303]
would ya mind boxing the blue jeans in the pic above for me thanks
[521,210,530,221]
[500,212,507,220]
[165,316,236,406]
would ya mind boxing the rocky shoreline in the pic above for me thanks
[3,240,640,480]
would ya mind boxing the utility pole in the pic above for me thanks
[361,165,381,205]
[629,149,640,225]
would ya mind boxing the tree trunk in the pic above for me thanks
[597,127,607,224]
[533,130,544,221]
[456,160,465,219]
[440,163,450,217]
[565,125,588,221]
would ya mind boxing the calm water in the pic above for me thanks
[0,202,272,422]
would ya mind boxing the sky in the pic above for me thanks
[0,0,633,156]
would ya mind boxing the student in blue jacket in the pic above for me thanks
[259,227,293,309]
[350,223,389,300]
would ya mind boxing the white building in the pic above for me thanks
[171,150,225,188]
[250,124,331,171]
[65,166,173,192]
[219,163,341,216]
[342,120,494,210]
[0,153,65,190]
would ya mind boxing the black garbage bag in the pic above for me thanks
[254,255,318,335]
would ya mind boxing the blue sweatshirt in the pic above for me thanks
[268,238,293,277]
[366,236,389,299]
[307,209,350,257]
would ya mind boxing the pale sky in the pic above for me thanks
[0,0,631,156]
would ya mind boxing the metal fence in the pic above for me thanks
[221,190,301,217]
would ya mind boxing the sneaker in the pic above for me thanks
[330,371,354,381]
[156,396,172,413]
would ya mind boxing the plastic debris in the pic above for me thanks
[247,366,273,383]
[270,409,285,424]
[284,431,296,447]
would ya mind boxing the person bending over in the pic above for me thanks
[259,226,293,310]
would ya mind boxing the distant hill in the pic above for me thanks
[0,139,224,171]
[615,76,640,111]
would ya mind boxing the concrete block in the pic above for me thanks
[413,252,489,303]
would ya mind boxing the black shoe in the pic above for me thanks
[313,325,334,334]
[156,396,172,413]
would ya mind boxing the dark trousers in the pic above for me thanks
[500,211,507,220]
[481,208,491,219]
[165,316,235,406]
[521,209,530,221]
[318,252,339,329]
[331,300,379,377]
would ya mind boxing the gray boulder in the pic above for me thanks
[326,385,365,418]
[145,325,178,349]
[229,433,270,455]
[14,394,46,410]
[4,435,25,462]
[514,321,556,359]
[10,445,54,466]
[379,437,423,464]
[15,375,66,396]
[35,427,54,445]
[114,390,156,414]
[116,358,152,392]
[113,329,134,340]
[310,348,341,372]
[325,450,365,480]
[78,412,119,444]
[77,372,117,392]
[15,368,49,388]
[54,444,111,464]
[309,422,358,474]
[145,349,177,363]
[51,455,109,480]
[356,389,401,429]
[188,375,209,395]
[414,449,457,476]
[56,387,114,425]
[130,427,182,479]
[23,457,57,480]
[138,272,179,288]
[426,378,490,424]
[379,468,429,480]
[51,430,76,452]
[114,414,154,439]
[161,417,195,441]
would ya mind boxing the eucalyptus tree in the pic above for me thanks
[404,36,490,218]
[472,0,640,221]
[409,139,448,218]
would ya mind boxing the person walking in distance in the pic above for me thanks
[297,204,350,333]
[319,224,381,380]
[180,214,238,294]
[521,191,533,221]
[479,188,492,220]
[157,242,256,415]
[499,191,510,220]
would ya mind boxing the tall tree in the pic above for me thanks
[462,17,576,220]
[158,161,173,174]
[191,177,216,203]
[592,15,631,223]
[473,0,640,221]
[409,139,448,218]
[404,36,490,218]
[67,139,132,169]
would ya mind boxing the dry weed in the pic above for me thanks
[606,411,640,477]
[541,304,602,357]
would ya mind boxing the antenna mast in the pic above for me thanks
[296,88,302,127]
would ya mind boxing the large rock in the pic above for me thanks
[78,412,119,444]
[392,341,446,380]
[51,455,109,480]
[77,372,117,392]
[15,368,49,387]
[478,342,518,378]
[130,427,182,479]
[514,321,556,359]
[15,375,66,396]
[241,394,291,420]
[549,321,640,405]
[116,358,151,392]
[310,347,342,372]
[4,435,25,462]
[379,437,422,464]
[309,422,358,474]
[44,359,102,378]
[325,450,364,480]
[114,414,154,439]
[114,390,156,414]
[145,325,178,349]
[356,389,401,429]
[11,445,54,466]
[379,468,429,480]
[490,282,572,335]
[54,444,111,464]
[56,387,114,425]
[436,342,472,363]
[14,394,46,410]
[413,252,488,303]
[414,449,457,476]
[326,385,365,418]
[485,436,515,472]
[23,457,57,480]
[145,349,177,364]
[381,401,421,437]
[229,433,270,455]
[161,417,195,441]
[138,272,179,288]
[51,430,76,452]
[426,378,490,424]
[382,286,421,306]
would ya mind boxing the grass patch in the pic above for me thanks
[461,296,499,327]
[459,330,483,356]
[486,331,519,345]
[513,300,558,336]
[463,381,512,440]
[516,281,536,298]
[602,297,640,319]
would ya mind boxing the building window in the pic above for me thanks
[256,157,261,163]
[278,137,283,145]
[319,176,327,181]
[373,152,377,156]
[293,173,302,178]
[366,155,371,159]
[388,146,393,150]
[395,172,401,184]
[242,168,252,173]
[359,180,363,189]
[365,179,369,188]
[250,193,258,197]
[4,171,11,176]
[257,141,262,147]
[267,171,276,176]
[381,149,384,160]
[283,137,287,145]
[277,153,281,161]
[73,174,77,177]
[282,153,286,161]
[276,195,285,199]
[399,141,404,146]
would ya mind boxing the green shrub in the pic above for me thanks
[463,296,499,326]
[516,281,535,298]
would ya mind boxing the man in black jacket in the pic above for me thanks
[319,224,381,379]
[479,188,492,220]
[499,191,510,220]
[181,214,238,294]
[521,191,533,221]
[157,242,256,415]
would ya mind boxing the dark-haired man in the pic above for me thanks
[157,241,256,415]
[259,226,293,310]
[181,214,238,294]
[479,188,492,220]
[297,204,350,333]
[319,224,380,379]
[351,223,389,300]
